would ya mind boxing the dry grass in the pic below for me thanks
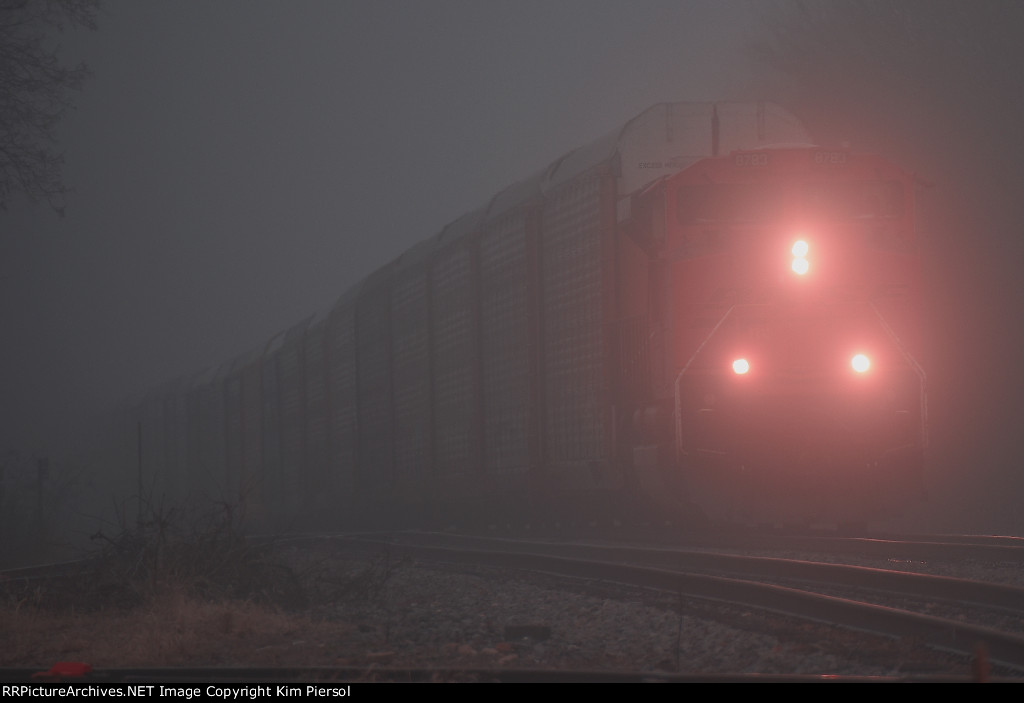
[0,503,397,669]
[0,590,363,668]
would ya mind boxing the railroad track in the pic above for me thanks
[680,529,1024,563]
[330,530,1024,676]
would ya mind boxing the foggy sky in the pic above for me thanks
[0,1,764,454]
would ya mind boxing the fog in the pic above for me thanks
[753,0,1024,532]
[2,1,1023,535]
[0,0,759,449]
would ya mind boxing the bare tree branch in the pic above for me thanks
[0,0,98,215]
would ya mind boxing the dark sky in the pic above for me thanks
[0,1,765,454]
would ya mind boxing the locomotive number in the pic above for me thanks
[813,150,849,165]
[733,153,769,167]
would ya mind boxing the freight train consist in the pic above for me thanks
[117,102,926,527]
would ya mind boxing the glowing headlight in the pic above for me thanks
[790,240,809,275]
[732,358,750,375]
[851,354,870,373]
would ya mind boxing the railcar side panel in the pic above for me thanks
[259,344,283,512]
[480,212,531,477]
[355,284,394,490]
[224,367,244,501]
[303,319,329,508]
[541,177,606,475]
[239,356,263,515]
[390,270,432,485]
[430,245,479,480]
[327,301,358,502]
[278,323,307,511]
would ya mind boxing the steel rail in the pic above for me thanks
[344,536,1024,673]
[386,532,1024,613]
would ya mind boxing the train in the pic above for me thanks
[110,102,926,529]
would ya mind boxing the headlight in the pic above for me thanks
[790,239,809,275]
[851,354,870,373]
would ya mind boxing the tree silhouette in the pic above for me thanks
[0,0,98,215]
[751,0,1024,172]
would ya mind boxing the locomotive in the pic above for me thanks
[119,102,925,528]
[628,145,926,524]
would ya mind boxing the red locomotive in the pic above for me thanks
[626,146,926,524]
[122,103,925,528]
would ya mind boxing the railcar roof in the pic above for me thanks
[156,102,812,396]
